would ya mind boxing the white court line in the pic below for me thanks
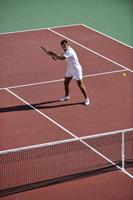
[5,88,133,179]
[0,69,127,90]
[0,78,64,90]
[81,24,133,49]
[1,24,132,178]
[0,24,81,35]
[1,128,132,153]
[0,23,132,49]
[5,88,77,138]
[49,28,133,73]
[83,69,127,78]
[0,25,132,90]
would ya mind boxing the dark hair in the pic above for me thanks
[60,40,68,45]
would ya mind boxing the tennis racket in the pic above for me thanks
[40,46,57,60]
[40,46,54,55]
[40,46,48,53]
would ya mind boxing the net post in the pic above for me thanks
[121,131,125,170]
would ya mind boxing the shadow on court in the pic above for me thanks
[0,100,84,113]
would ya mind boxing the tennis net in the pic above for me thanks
[0,128,133,196]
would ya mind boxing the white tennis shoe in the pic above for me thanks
[84,98,90,106]
[60,96,89,105]
[60,96,70,102]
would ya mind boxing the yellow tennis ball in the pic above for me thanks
[122,73,127,77]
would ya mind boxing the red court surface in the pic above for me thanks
[0,24,133,199]
[1,170,133,200]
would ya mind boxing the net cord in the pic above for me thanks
[0,128,133,155]
[0,130,133,178]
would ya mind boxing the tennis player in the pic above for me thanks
[41,40,89,105]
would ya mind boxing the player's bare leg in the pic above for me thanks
[60,77,73,101]
[77,79,90,105]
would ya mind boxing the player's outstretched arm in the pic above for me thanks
[52,53,65,60]
[40,46,65,60]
